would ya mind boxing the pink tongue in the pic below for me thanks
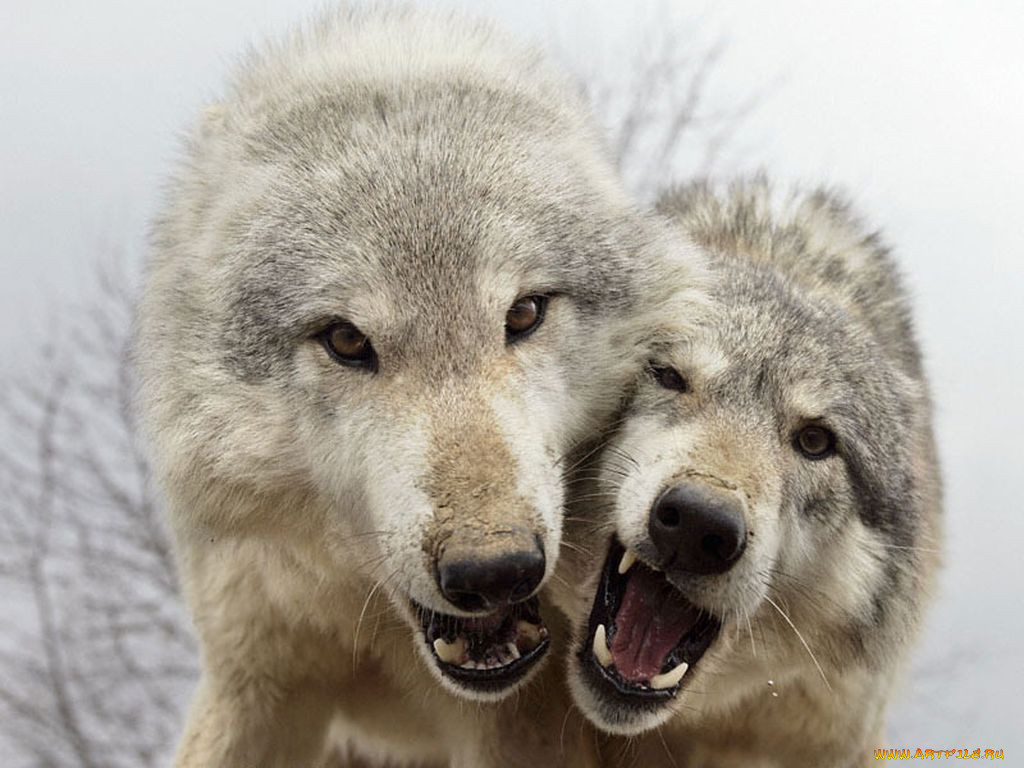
[610,567,698,683]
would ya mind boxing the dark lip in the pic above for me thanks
[414,596,550,692]
[578,538,721,704]
[436,637,550,690]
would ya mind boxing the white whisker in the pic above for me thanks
[764,594,831,691]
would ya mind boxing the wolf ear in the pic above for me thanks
[643,221,716,340]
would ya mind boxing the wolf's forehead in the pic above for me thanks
[713,320,849,412]
[660,291,857,422]
[234,143,645,300]
[219,180,642,382]
[240,86,646,297]
[230,175,620,314]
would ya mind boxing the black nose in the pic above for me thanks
[648,484,747,575]
[438,546,546,613]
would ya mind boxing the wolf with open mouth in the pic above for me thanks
[552,179,942,766]
[135,5,705,767]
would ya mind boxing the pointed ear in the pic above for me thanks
[621,218,716,351]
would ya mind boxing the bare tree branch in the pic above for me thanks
[0,262,197,768]
[579,19,758,202]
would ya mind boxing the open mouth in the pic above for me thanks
[415,597,550,692]
[580,538,720,703]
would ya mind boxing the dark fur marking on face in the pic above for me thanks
[222,251,319,382]
[842,442,917,548]
[800,487,848,531]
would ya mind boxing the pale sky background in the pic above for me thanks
[2,0,1022,755]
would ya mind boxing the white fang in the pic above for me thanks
[593,624,613,667]
[649,661,688,690]
[618,548,638,574]
[433,636,466,664]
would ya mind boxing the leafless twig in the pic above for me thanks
[0,259,197,768]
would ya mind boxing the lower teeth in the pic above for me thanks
[433,636,466,664]
[516,619,543,650]
[592,624,613,668]
[591,624,690,689]
[459,655,514,671]
[436,620,545,670]
[649,660,689,690]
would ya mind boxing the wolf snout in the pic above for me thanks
[437,530,546,613]
[649,483,747,575]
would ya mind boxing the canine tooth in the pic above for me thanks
[432,636,466,664]
[618,548,638,574]
[506,642,521,660]
[649,661,688,690]
[516,620,541,647]
[592,624,613,668]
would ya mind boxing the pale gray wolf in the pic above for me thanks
[552,178,942,767]
[134,4,704,767]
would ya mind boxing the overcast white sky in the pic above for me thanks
[2,0,1022,754]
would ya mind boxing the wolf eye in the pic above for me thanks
[505,294,548,343]
[795,425,835,459]
[649,364,688,393]
[319,321,377,370]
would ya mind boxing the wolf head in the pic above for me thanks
[554,179,941,733]
[135,6,704,702]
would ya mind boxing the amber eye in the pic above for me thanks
[649,364,688,393]
[320,321,377,370]
[505,294,548,343]
[795,425,836,459]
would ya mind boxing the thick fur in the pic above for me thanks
[551,178,942,767]
[134,4,705,767]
